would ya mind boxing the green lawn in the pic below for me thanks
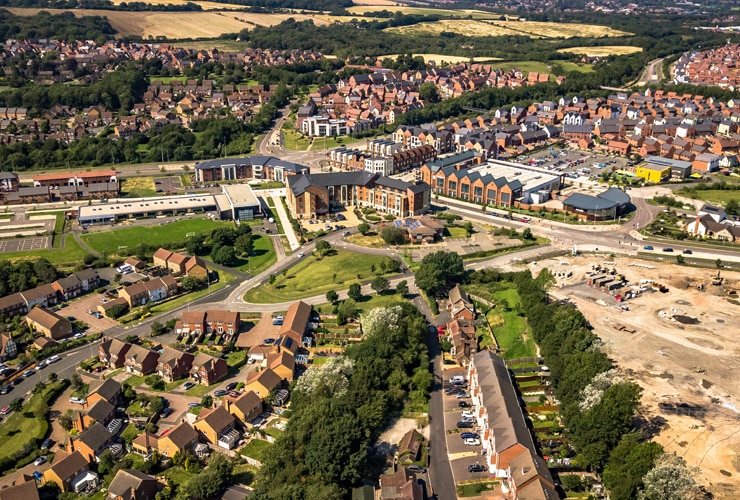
[185,383,213,397]
[82,219,233,256]
[312,135,351,150]
[313,292,409,317]
[120,177,157,198]
[240,439,273,462]
[557,61,595,73]
[0,381,66,467]
[488,287,537,359]
[149,75,188,84]
[244,249,392,303]
[0,235,88,268]
[235,234,276,275]
[281,130,311,151]
[121,423,140,444]
[444,225,468,238]
[162,466,196,489]
[495,60,553,74]
[250,181,284,190]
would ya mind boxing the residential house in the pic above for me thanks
[86,378,123,407]
[0,333,18,361]
[466,351,557,497]
[156,422,198,458]
[72,398,115,432]
[379,467,424,500]
[698,203,726,223]
[33,336,58,352]
[26,307,73,340]
[107,469,161,500]
[224,390,263,426]
[131,432,159,457]
[448,284,475,322]
[124,345,160,375]
[42,450,90,493]
[203,310,240,337]
[152,248,173,269]
[189,352,228,385]
[448,318,478,366]
[98,339,132,369]
[68,422,114,463]
[245,367,282,399]
[686,214,740,241]
[0,480,39,500]
[397,429,423,463]
[279,300,312,341]
[0,293,27,318]
[52,275,83,301]
[156,348,195,382]
[265,351,295,382]
[185,256,208,280]
[20,284,59,309]
[193,406,239,449]
[119,277,177,307]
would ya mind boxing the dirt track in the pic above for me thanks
[537,253,740,496]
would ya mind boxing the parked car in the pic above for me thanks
[182,382,195,390]
[34,456,47,466]
[160,407,173,418]
[406,465,426,473]
[36,360,47,369]
[461,410,475,419]
[465,438,482,446]
[458,401,470,408]
[297,252,305,258]
[214,390,228,397]
[643,245,654,250]
[73,333,85,339]
[272,316,284,326]
[456,392,470,399]
[0,385,11,395]
[0,406,9,415]
[228,391,240,398]
[47,355,60,364]
[460,432,479,440]
[662,247,674,252]
[225,382,238,391]
[445,388,462,396]
[263,338,276,345]
[468,464,487,473]
[336,214,346,221]
[69,397,86,405]
[188,402,200,408]
[683,249,693,254]
[40,438,53,450]
[343,231,351,237]
[22,370,35,378]
[456,421,473,429]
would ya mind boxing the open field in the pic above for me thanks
[108,0,246,9]
[81,218,231,255]
[347,5,496,18]
[120,177,156,197]
[557,46,644,57]
[235,234,276,275]
[4,8,352,38]
[678,189,740,205]
[244,249,391,303]
[0,235,87,267]
[536,253,740,495]
[387,18,631,39]
[376,53,502,64]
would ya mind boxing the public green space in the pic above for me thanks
[486,287,537,359]
[314,291,409,316]
[82,218,233,255]
[281,130,311,151]
[244,249,392,303]
[235,234,276,275]
[0,381,67,472]
[678,189,740,205]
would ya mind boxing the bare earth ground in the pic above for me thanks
[534,253,740,497]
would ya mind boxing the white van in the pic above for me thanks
[449,375,466,384]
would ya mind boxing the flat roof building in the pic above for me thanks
[78,194,218,225]
[221,184,262,221]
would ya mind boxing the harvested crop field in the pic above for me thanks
[376,53,501,63]
[109,0,246,9]
[558,45,644,57]
[347,5,494,18]
[387,18,632,39]
[5,8,349,38]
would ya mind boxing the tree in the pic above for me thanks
[522,227,534,240]
[347,282,362,301]
[186,234,207,256]
[396,280,409,297]
[418,81,440,103]
[383,257,401,274]
[97,449,115,475]
[464,221,474,237]
[71,373,84,391]
[357,222,370,235]
[182,276,203,292]
[326,290,339,304]
[234,234,254,256]
[201,395,213,409]
[150,321,164,337]
[315,240,331,256]
[639,453,699,500]
[371,276,390,294]
[268,274,276,285]
[149,396,165,415]
[211,245,237,267]
[603,432,664,500]
[337,299,359,322]
[716,258,722,269]
[106,303,128,319]
[379,225,405,245]
[59,414,73,431]
[415,251,464,296]
[48,372,58,383]
[676,254,685,264]
[726,198,739,216]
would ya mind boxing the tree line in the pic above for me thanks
[0,258,59,298]
[252,303,431,499]
[0,9,116,41]
[0,0,202,11]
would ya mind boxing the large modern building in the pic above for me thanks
[78,194,218,225]
[220,184,262,221]
[33,170,117,188]
[194,156,308,183]
[286,171,431,219]
[426,159,562,207]
[562,187,631,221]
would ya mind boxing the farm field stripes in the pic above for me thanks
[557,46,644,57]
[376,54,502,63]
[386,19,632,39]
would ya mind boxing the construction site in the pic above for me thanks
[531,253,740,496]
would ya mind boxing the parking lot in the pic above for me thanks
[514,147,630,182]
[57,293,120,333]
[235,312,282,348]
[441,367,491,484]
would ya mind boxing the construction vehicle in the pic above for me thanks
[712,271,723,286]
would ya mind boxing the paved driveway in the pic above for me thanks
[58,294,119,333]
[235,313,281,348]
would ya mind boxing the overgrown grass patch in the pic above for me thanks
[0,234,87,268]
[488,287,537,359]
[120,177,157,198]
